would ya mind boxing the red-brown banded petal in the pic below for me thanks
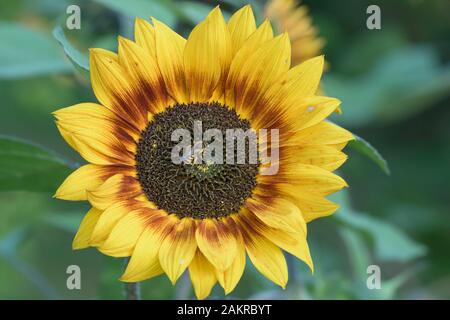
[152,18,188,103]
[195,218,238,271]
[240,209,313,272]
[159,217,197,284]
[121,214,178,282]
[245,196,305,234]
[134,18,156,59]
[87,174,142,210]
[254,95,340,133]
[225,19,273,112]
[236,214,288,288]
[184,6,231,102]
[89,48,147,131]
[227,33,290,118]
[53,102,139,146]
[54,164,134,201]
[54,105,137,166]
[118,36,168,114]
[73,207,102,250]
[189,250,217,300]
[56,123,135,166]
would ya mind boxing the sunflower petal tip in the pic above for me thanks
[119,274,133,282]
[224,287,233,295]
[72,241,86,250]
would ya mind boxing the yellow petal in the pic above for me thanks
[281,145,347,171]
[73,207,102,250]
[266,228,313,273]
[215,229,246,294]
[245,197,305,234]
[121,214,177,282]
[99,210,149,257]
[184,6,231,102]
[56,123,134,166]
[279,164,348,195]
[282,96,341,132]
[287,121,354,147]
[90,200,141,246]
[53,102,139,143]
[225,19,273,110]
[240,221,288,288]
[56,125,77,151]
[283,55,324,99]
[229,33,291,117]
[89,48,147,130]
[152,18,187,103]
[241,210,313,272]
[55,165,105,201]
[189,250,217,300]
[54,103,136,165]
[280,187,339,222]
[54,164,133,201]
[118,36,168,114]
[227,5,256,56]
[87,174,142,210]
[159,218,197,284]
[195,218,237,271]
[134,17,156,59]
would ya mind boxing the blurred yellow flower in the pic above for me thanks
[265,0,325,66]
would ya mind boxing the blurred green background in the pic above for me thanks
[0,0,449,299]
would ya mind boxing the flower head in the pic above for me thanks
[53,5,352,299]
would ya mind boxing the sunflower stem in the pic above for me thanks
[123,257,141,300]
[124,282,141,300]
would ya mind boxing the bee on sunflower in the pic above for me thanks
[53,5,352,300]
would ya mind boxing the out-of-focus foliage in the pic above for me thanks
[0,136,73,192]
[0,0,449,299]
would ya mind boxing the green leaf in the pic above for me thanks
[332,190,427,263]
[348,134,390,175]
[52,25,89,71]
[93,0,177,26]
[338,227,371,282]
[0,135,73,193]
[0,22,71,79]
[339,226,417,299]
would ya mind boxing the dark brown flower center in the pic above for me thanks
[135,102,259,219]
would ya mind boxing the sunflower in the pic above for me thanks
[53,5,352,300]
[265,0,325,65]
